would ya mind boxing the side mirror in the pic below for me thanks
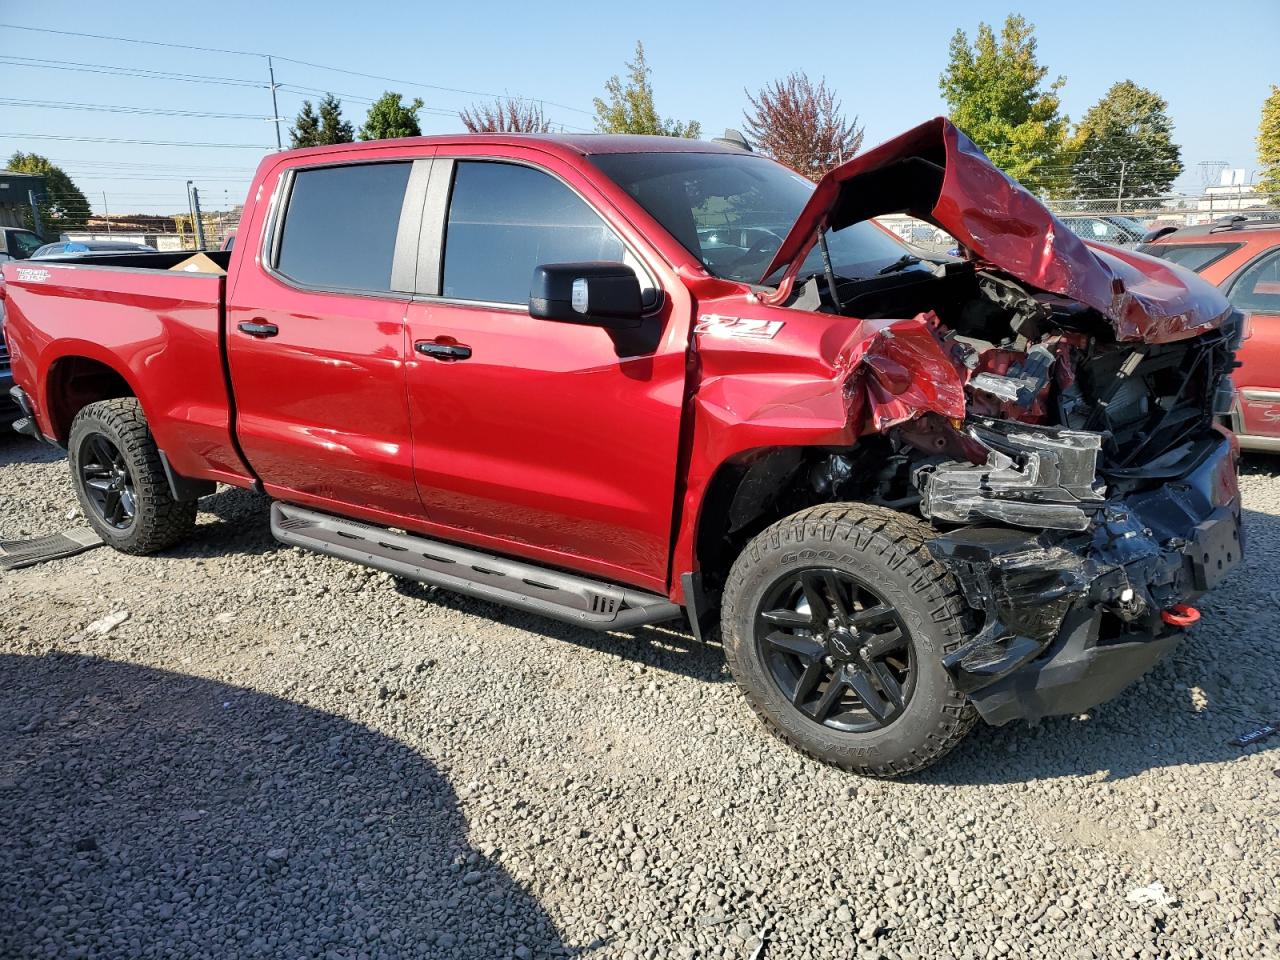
[529,262,644,329]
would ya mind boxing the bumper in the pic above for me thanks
[928,432,1241,725]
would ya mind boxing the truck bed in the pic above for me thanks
[2,250,251,486]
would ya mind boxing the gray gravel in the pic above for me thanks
[2,434,1278,959]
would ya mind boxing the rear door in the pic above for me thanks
[401,151,690,592]
[226,154,433,520]
[1228,246,1280,442]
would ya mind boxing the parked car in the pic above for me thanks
[0,226,46,262]
[1058,214,1149,247]
[31,240,156,260]
[1138,215,1280,452]
[2,118,1243,777]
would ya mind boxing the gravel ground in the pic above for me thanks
[2,434,1278,960]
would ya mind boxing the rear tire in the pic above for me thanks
[68,398,197,555]
[721,502,976,777]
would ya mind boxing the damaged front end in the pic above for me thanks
[762,117,1247,725]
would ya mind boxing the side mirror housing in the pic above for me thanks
[529,262,644,329]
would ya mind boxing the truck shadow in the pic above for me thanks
[0,653,573,959]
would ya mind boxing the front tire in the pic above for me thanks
[721,503,976,777]
[68,398,197,555]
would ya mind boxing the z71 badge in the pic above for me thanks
[694,314,784,340]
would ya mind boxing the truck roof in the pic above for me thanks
[276,132,745,162]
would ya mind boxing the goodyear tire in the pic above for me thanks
[721,503,976,777]
[68,398,197,555]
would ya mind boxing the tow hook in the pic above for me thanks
[1161,604,1201,627]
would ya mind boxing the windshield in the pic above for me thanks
[590,151,912,285]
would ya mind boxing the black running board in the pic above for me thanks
[270,503,682,630]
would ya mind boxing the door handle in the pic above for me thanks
[415,340,472,361]
[237,320,279,338]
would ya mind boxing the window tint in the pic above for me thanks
[1229,249,1280,313]
[275,162,411,292]
[1142,242,1241,274]
[442,161,627,304]
[591,151,909,284]
[10,231,44,258]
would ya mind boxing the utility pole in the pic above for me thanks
[1116,159,1127,214]
[186,180,197,250]
[191,185,206,249]
[102,191,111,234]
[28,189,44,237]
[268,56,283,149]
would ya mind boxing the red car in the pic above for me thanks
[1139,216,1280,452]
[2,118,1243,777]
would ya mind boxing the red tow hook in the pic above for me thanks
[1161,604,1201,627]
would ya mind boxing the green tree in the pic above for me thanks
[358,92,424,141]
[1259,84,1280,205]
[317,93,354,144]
[293,93,355,148]
[593,42,700,138]
[6,151,91,231]
[1068,81,1183,201]
[939,14,1068,192]
[289,100,321,148]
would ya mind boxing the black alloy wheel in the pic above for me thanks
[77,431,138,530]
[755,567,913,733]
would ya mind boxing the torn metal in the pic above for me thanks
[916,419,1105,532]
[925,433,1242,722]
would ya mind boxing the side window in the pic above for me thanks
[275,162,411,293]
[442,161,629,304]
[1229,249,1280,313]
[11,231,44,258]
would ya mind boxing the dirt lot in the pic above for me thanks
[2,434,1278,960]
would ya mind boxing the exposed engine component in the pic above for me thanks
[915,419,1105,531]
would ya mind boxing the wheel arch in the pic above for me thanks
[42,349,141,444]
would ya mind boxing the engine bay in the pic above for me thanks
[797,258,1243,533]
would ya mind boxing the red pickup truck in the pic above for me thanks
[2,118,1244,777]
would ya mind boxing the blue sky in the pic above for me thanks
[1,0,1276,214]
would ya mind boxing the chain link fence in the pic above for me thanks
[7,202,239,253]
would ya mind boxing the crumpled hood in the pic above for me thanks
[762,116,1230,344]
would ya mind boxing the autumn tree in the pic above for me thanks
[594,42,700,138]
[743,73,863,180]
[6,151,90,231]
[939,14,1068,191]
[1259,84,1280,205]
[1067,81,1183,201]
[459,97,551,133]
[358,92,424,141]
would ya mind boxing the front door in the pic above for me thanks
[226,157,431,520]
[403,155,689,591]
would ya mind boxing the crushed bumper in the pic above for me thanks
[927,431,1241,724]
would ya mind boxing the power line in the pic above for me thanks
[0,96,268,120]
[0,54,267,88]
[1,132,270,149]
[0,22,594,115]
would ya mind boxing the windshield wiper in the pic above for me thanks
[876,253,926,276]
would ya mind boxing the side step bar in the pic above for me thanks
[270,503,682,631]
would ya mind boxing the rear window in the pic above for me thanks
[1140,242,1241,274]
[275,162,412,292]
